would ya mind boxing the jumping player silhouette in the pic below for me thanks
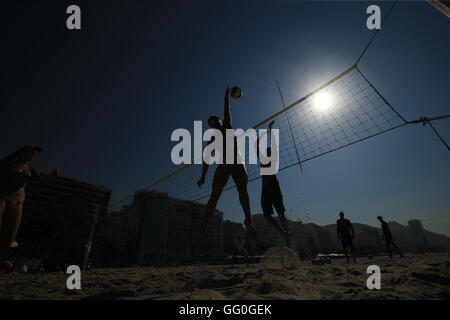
[197,87,257,240]
[255,120,290,247]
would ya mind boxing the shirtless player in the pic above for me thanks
[197,87,257,240]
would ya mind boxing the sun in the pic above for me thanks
[314,92,332,111]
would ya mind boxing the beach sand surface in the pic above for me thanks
[0,252,449,300]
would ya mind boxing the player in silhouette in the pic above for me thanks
[255,120,290,247]
[0,146,59,273]
[197,87,257,240]
[336,211,357,263]
[377,216,403,258]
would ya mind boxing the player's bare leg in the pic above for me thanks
[0,200,23,250]
[386,241,393,258]
[390,240,403,257]
[278,213,286,229]
[230,165,258,240]
[199,166,229,239]
[343,246,350,263]
[349,244,357,263]
[263,213,284,233]
[278,212,291,246]
[0,200,6,221]
[264,213,291,247]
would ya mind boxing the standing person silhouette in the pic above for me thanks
[0,146,59,272]
[377,216,403,258]
[336,211,357,263]
[254,120,290,247]
[197,87,257,240]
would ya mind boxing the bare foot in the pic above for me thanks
[279,216,288,232]
[244,219,258,241]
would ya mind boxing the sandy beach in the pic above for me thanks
[0,252,449,300]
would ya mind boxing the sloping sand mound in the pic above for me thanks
[259,246,301,270]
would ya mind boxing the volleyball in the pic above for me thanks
[230,86,243,99]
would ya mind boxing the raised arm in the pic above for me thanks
[254,120,275,162]
[223,87,232,128]
[254,130,267,161]
[269,121,277,157]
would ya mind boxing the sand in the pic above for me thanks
[0,252,449,300]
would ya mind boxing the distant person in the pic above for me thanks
[377,216,403,258]
[197,87,257,240]
[231,235,249,268]
[0,146,59,272]
[336,211,357,263]
[254,120,290,247]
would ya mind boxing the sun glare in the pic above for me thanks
[314,92,332,111]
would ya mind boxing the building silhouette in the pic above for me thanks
[19,176,111,271]
[94,190,223,266]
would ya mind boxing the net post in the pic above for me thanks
[276,79,304,174]
[83,203,102,271]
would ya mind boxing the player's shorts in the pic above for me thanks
[340,235,353,248]
[261,179,285,216]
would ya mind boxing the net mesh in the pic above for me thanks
[110,65,406,208]
[164,66,405,202]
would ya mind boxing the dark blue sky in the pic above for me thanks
[2,1,449,235]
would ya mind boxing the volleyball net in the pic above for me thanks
[109,64,423,208]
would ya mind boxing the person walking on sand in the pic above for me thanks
[377,216,403,258]
[336,211,357,263]
[0,146,59,273]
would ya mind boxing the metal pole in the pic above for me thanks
[276,79,304,174]
[82,203,102,270]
